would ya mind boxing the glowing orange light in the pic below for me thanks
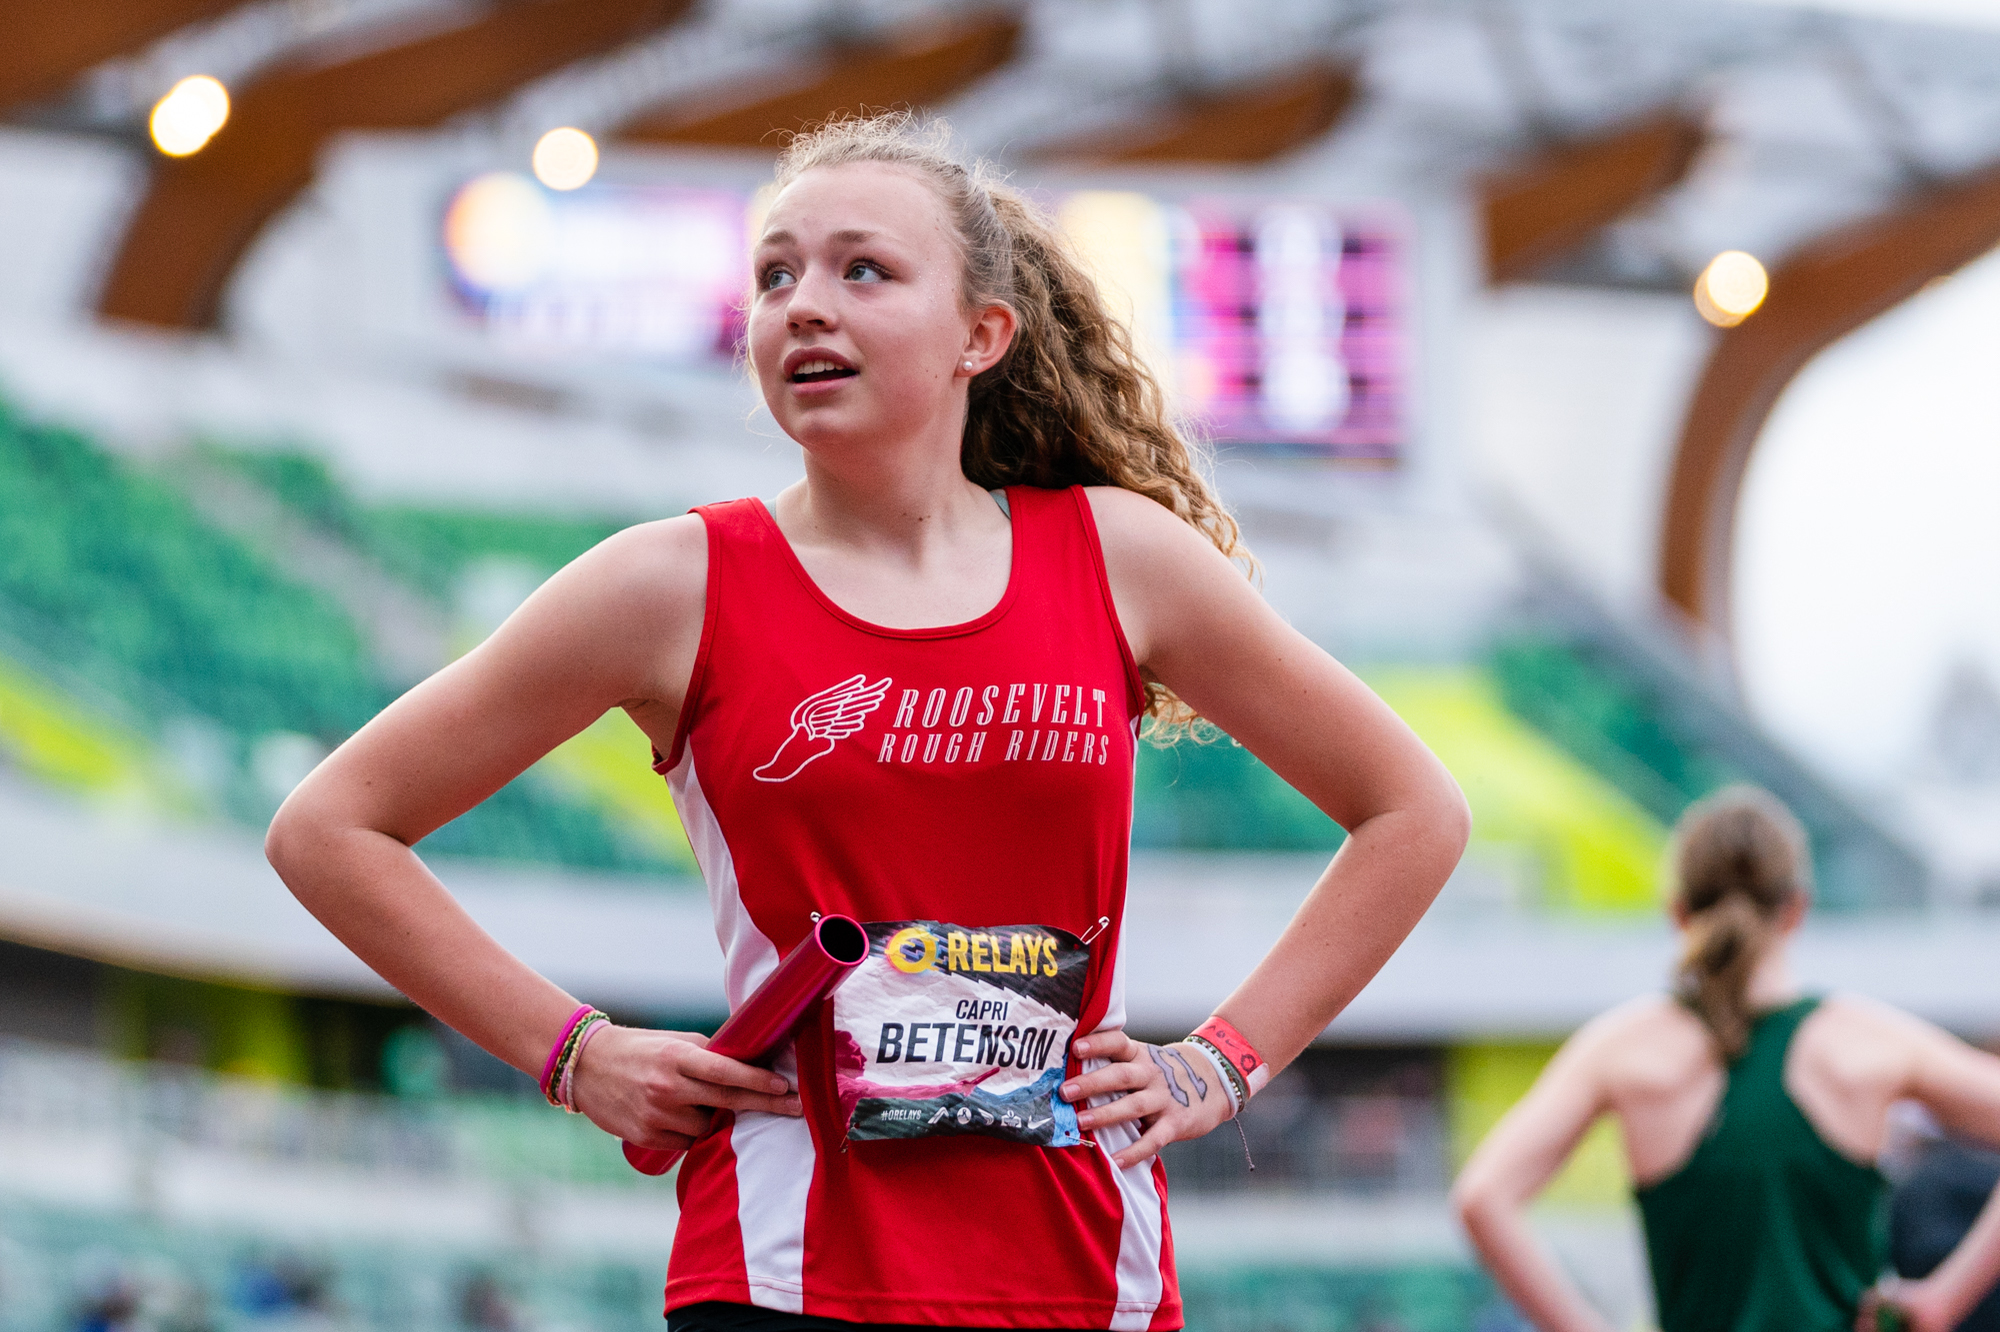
[443,173,555,291]
[532,127,598,191]
[150,75,230,157]
[1695,250,1769,328]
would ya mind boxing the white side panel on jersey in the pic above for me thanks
[668,752,779,1005]
[1092,718,1139,1036]
[1092,908,1130,1034]
[733,1096,814,1311]
[1100,722,1157,1326]
[1084,1058,1166,1331]
[667,753,815,1312]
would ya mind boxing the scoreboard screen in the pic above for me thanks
[443,173,749,362]
[443,175,1405,461]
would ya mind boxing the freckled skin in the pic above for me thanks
[748,162,986,479]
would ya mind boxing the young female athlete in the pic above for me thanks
[266,114,1470,1331]
[1452,786,2000,1332]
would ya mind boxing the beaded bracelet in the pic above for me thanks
[557,1013,611,1113]
[540,1005,593,1102]
[546,1008,608,1109]
[1184,1034,1247,1118]
[541,1005,606,1108]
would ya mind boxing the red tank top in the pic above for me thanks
[655,485,1179,1330]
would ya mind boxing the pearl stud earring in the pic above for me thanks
[963,360,974,370]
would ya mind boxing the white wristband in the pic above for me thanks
[1182,1038,1243,1118]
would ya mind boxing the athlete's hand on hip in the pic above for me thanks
[1062,1030,1235,1170]
[569,1025,802,1152]
[1858,1276,1947,1332]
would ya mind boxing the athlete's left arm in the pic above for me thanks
[1063,488,1470,1167]
[1861,1009,2000,1332]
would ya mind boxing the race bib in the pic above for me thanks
[832,920,1090,1147]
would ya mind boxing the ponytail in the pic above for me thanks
[1668,787,1810,1059]
[770,113,1252,734]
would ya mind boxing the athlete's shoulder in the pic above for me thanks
[1079,486,1233,577]
[1813,991,1927,1035]
[507,514,708,676]
[1783,994,1948,1120]
[438,513,708,714]
[564,513,707,609]
[1570,995,1713,1082]
[1798,993,1939,1068]
[1081,484,1199,536]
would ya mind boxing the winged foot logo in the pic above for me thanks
[753,673,893,782]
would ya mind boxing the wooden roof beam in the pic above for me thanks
[622,15,1021,148]
[1659,161,2000,634]
[1481,112,1706,284]
[2,0,249,110]
[97,0,689,331]
[1034,61,1358,165]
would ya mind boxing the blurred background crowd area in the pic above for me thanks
[6,0,2000,1327]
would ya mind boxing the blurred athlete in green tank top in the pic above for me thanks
[1452,788,2000,1332]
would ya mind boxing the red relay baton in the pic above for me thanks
[623,914,868,1176]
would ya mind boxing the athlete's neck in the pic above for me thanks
[776,461,1005,567]
[1745,941,1802,1011]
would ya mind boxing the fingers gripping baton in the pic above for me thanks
[622,914,868,1176]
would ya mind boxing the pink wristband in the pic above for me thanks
[559,1015,609,1113]
[539,1004,594,1098]
[1193,1015,1270,1096]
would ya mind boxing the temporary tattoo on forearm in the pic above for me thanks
[1150,1045,1190,1108]
[1165,1047,1209,1102]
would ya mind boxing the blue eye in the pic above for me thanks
[846,262,886,283]
[760,267,795,291]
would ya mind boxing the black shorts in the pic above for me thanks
[666,1302,1090,1332]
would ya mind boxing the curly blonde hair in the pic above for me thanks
[771,113,1252,732]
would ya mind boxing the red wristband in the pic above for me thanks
[1193,1016,1270,1096]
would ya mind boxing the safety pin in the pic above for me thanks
[1078,916,1111,946]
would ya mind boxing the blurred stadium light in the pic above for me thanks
[146,73,229,157]
[530,126,598,190]
[1693,248,1770,326]
[97,0,686,328]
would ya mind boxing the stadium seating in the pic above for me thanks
[0,1203,1520,1332]
[0,401,681,874]
[1180,1263,1525,1332]
[1490,589,1925,911]
[0,1202,670,1332]
[0,1037,1513,1332]
[0,409,382,743]
[200,444,622,606]
[0,396,1899,915]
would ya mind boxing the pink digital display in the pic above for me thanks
[1172,202,1404,460]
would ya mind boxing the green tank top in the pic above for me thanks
[1635,997,1888,1332]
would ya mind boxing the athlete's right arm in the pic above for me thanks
[265,516,800,1151]
[1862,1014,2000,1332]
[1450,1018,1623,1332]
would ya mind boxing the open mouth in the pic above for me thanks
[788,359,859,385]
